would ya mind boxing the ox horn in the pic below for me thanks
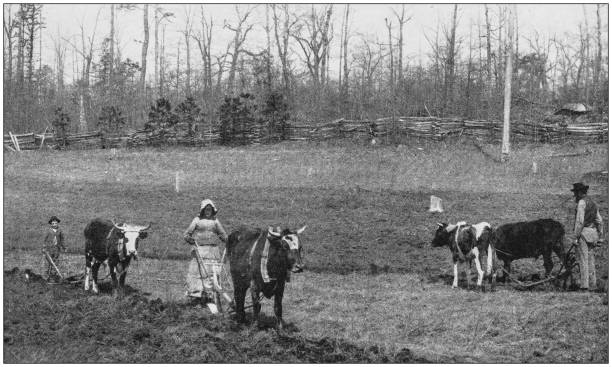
[437,222,444,228]
[268,226,281,237]
[140,222,152,231]
[111,219,125,231]
[296,225,307,234]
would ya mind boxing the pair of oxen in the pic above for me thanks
[83,218,306,329]
[432,218,566,291]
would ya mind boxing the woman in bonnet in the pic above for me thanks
[183,199,228,304]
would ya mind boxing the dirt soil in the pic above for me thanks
[3,267,429,363]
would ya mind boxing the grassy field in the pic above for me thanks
[3,138,609,362]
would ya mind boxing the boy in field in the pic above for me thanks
[42,215,66,282]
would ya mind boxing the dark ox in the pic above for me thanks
[84,218,150,294]
[432,221,494,290]
[227,225,306,329]
[491,218,565,282]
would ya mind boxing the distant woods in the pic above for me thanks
[3,4,609,135]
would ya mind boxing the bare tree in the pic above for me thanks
[341,5,350,103]
[109,4,114,88]
[292,5,333,89]
[384,17,394,95]
[63,9,100,132]
[154,6,173,98]
[3,5,18,99]
[141,4,149,96]
[442,4,459,114]
[484,5,494,113]
[24,4,43,93]
[582,5,590,104]
[224,5,256,94]
[214,44,231,95]
[424,23,442,113]
[16,4,25,94]
[193,5,214,111]
[272,4,297,97]
[50,30,66,100]
[393,5,412,86]
[182,6,192,96]
[501,5,514,161]
[63,10,100,88]
[265,4,272,90]
[354,35,384,116]
[593,4,602,111]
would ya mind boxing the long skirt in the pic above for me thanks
[185,245,221,298]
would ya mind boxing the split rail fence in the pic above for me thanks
[4,117,608,152]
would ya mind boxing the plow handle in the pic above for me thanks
[42,250,64,279]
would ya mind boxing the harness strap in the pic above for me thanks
[260,237,273,283]
[454,224,469,261]
[248,231,263,269]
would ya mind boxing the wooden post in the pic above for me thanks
[9,132,20,152]
[501,5,514,162]
[175,171,180,193]
[39,127,48,149]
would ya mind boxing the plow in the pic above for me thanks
[500,243,581,291]
[192,242,235,314]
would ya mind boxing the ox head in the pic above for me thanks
[431,222,465,247]
[268,225,307,273]
[112,220,151,258]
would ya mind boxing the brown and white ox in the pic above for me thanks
[227,225,306,329]
[432,221,494,291]
[84,218,150,295]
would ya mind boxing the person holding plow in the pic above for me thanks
[571,182,605,292]
[183,199,228,310]
[42,215,66,282]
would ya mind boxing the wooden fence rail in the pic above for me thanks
[4,117,608,152]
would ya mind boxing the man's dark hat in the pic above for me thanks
[48,216,61,224]
[570,182,589,193]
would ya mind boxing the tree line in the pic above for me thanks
[3,4,608,136]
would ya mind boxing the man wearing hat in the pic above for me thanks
[43,216,66,281]
[571,182,604,291]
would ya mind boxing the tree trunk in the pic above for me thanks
[338,8,344,96]
[484,5,493,116]
[26,5,36,94]
[154,6,159,98]
[176,39,180,100]
[272,5,291,98]
[497,6,504,93]
[466,22,473,118]
[4,7,14,100]
[265,4,272,91]
[395,5,410,88]
[225,7,255,95]
[160,24,166,97]
[385,18,394,101]
[593,4,602,112]
[184,11,192,97]
[342,5,350,105]
[501,5,513,161]
[79,94,87,132]
[443,4,458,115]
[16,4,25,94]
[109,4,114,89]
[582,5,590,104]
[141,4,149,96]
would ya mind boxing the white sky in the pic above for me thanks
[10,3,608,83]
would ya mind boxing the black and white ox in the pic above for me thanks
[227,225,306,329]
[432,221,494,291]
[491,218,565,282]
[83,218,150,294]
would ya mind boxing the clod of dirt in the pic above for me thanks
[4,268,428,363]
